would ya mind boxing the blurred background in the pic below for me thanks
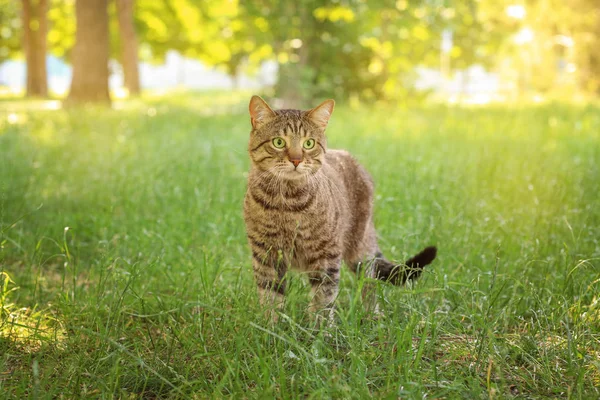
[0,0,598,107]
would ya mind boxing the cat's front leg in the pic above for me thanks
[307,257,342,326]
[252,252,287,323]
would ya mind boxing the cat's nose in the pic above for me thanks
[290,158,302,167]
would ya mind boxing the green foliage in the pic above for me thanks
[0,0,22,63]
[1,94,600,396]
[134,0,193,62]
[2,1,600,99]
[47,0,76,59]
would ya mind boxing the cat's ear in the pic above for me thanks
[249,95,276,129]
[307,99,335,128]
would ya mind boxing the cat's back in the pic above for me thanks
[325,149,374,193]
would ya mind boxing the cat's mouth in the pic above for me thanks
[284,169,308,180]
[270,164,311,180]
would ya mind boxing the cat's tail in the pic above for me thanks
[373,246,437,285]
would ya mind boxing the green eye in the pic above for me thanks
[303,139,316,149]
[272,137,286,148]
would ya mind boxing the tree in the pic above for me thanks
[236,0,459,105]
[22,0,48,97]
[482,0,600,95]
[116,0,140,95]
[527,0,600,95]
[66,0,111,105]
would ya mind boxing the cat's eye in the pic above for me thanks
[272,137,286,148]
[303,139,316,149]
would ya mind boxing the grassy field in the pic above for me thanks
[1,93,599,398]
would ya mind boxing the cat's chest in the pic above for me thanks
[244,180,344,253]
[270,208,330,238]
[265,211,338,268]
[256,204,336,247]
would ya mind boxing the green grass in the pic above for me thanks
[1,93,600,398]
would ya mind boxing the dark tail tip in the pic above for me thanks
[406,246,437,269]
[399,245,437,284]
[375,246,437,286]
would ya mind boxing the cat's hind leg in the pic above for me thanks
[344,224,382,315]
[347,254,382,316]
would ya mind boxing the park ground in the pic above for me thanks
[1,92,600,398]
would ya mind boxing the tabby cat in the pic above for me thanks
[243,95,437,322]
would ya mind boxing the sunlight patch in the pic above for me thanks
[0,272,66,352]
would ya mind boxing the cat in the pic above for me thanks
[243,95,437,323]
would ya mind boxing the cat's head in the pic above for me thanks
[247,95,334,180]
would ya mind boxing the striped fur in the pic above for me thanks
[243,96,437,323]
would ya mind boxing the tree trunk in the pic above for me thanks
[22,0,48,97]
[67,0,111,105]
[116,0,140,96]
